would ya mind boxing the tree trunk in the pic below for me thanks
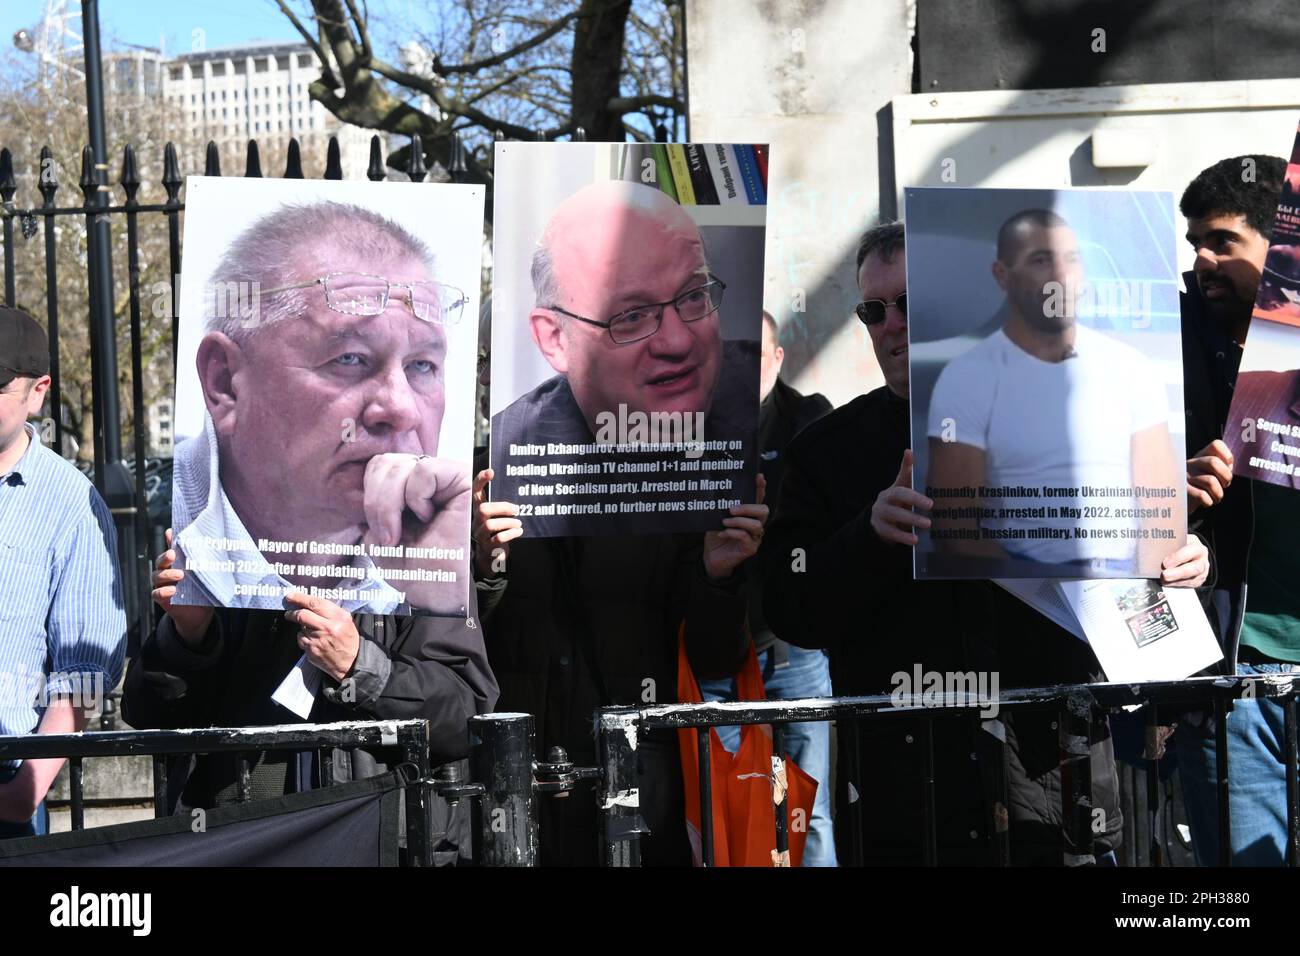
[570,0,633,142]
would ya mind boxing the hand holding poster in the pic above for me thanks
[905,187,1188,579]
[489,142,765,537]
[1225,121,1300,492]
[170,177,484,617]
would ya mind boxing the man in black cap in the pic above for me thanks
[0,306,126,839]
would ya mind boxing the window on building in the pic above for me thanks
[212,62,226,76]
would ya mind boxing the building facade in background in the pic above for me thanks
[109,40,374,178]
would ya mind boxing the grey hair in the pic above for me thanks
[530,237,561,309]
[204,200,435,341]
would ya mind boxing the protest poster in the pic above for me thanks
[170,176,484,617]
[905,187,1187,579]
[1225,121,1300,492]
[488,141,765,538]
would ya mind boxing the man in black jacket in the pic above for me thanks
[761,220,1208,865]
[124,529,498,862]
[1172,154,1300,866]
[471,466,766,866]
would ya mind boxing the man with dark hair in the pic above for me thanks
[1173,153,1300,865]
[925,209,1185,576]
[0,306,126,839]
[698,308,836,865]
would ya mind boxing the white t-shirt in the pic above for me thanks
[926,325,1169,564]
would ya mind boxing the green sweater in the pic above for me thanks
[1240,481,1300,663]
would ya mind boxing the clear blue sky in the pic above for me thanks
[0,1,331,58]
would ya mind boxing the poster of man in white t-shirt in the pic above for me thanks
[905,189,1187,580]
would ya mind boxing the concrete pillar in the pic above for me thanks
[686,0,914,405]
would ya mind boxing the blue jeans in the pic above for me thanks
[0,765,49,840]
[700,644,838,867]
[1174,661,1300,866]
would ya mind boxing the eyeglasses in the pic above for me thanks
[261,271,469,326]
[855,292,907,326]
[543,276,726,345]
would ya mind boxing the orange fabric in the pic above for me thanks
[677,627,818,866]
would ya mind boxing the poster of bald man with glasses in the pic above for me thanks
[169,177,484,616]
[489,142,766,537]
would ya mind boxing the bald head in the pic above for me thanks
[525,178,723,432]
[531,180,706,310]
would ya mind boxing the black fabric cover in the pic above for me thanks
[0,768,406,867]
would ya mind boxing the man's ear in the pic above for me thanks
[196,332,245,437]
[529,308,568,374]
[991,259,1009,291]
[773,344,785,373]
[24,375,50,417]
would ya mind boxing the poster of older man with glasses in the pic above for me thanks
[169,177,484,616]
[488,142,766,537]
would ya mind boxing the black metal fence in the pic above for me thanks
[596,672,1300,868]
[0,718,437,864]
[0,676,1292,866]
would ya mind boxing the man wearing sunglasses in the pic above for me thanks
[762,221,1211,865]
[171,201,472,617]
[490,179,760,536]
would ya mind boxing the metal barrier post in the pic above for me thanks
[1059,690,1095,865]
[920,718,938,866]
[1144,703,1163,866]
[399,723,433,868]
[772,722,789,865]
[598,707,644,867]
[841,719,864,866]
[469,713,537,866]
[697,726,715,866]
[1214,697,1232,867]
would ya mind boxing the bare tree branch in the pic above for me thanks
[274,0,339,87]
[434,10,581,75]
[605,93,683,113]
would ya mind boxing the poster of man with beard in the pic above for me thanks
[904,187,1188,580]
